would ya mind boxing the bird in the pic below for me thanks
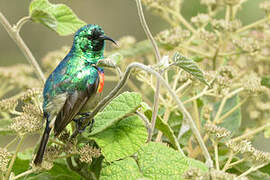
[34,24,117,165]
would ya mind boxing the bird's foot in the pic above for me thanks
[73,112,94,133]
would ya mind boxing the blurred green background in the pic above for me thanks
[0,0,268,151]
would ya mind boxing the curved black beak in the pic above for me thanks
[99,35,119,47]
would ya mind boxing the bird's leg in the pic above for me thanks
[73,112,94,133]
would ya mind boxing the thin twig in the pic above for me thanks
[135,111,152,139]
[15,16,30,32]
[14,169,35,180]
[237,16,270,33]
[135,0,162,142]
[5,136,25,180]
[238,163,268,178]
[232,122,270,142]
[0,12,45,83]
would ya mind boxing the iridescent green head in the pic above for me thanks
[72,24,117,56]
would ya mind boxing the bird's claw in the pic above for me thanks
[73,112,94,133]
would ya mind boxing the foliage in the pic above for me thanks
[0,0,270,179]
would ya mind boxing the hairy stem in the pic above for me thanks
[0,12,45,83]
[15,16,30,32]
[14,169,35,180]
[238,163,268,178]
[237,16,270,33]
[222,150,234,171]
[135,0,162,142]
[232,122,270,142]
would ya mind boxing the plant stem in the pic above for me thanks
[135,0,162,142]
[214,143,219,170]
[232,123,270,142]
[5,136,25,180]
[238,163,268,178]
[213,88,244,124]
[15,16,30,32]
[226,158,245,170]
[135,111,152,139]
[193,97,200,130]
[14,169,35,180]
[222,150,234,171]
[217,97,247,124]
[0,12,45,83]
[164,7,197,34]
[4,137,18,149]
[237,16,270,33]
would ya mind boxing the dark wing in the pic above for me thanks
[54,76,99,136]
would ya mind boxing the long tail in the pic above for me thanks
[34,123,51,165]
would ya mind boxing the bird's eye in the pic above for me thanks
[87,35,92,40]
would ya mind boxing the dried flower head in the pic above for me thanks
[212,19,242,32]
[233,37,260,53]
[79,144,101,163]
[242,73,264,93]
[44,145,62,160]
[0,64,40,89]
[142,0,179,10]
[156,27,191,49]
[191,14,210,27]
[205,123,231,139]
[42,46,69,74]
[19,88,42,102]
[117,36,136,48]
[0,97,18,112]
[199,29,218,44]
[10,104,42,135]
[0,148,11,172]
[226,139,253,154]
[184,168,249,180]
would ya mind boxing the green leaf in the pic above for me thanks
[12,157,80,179]
[86,92,142,135]
[173,52,209,86]
[137,142,208,180]
[88,115,147,162]
[144,109,180,150]
[261,76,270,88]
[29,0,86,36]
[212,95,242,132]
[100,157,143,180]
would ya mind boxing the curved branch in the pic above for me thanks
[0,12,45,83]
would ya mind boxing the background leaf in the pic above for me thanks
[173,52,209,86]
[89,115,147,162]
[144,109,180,150]
[100,157,143,180]
[29,0,86,36]
[261,76,270,88]
[86,92,142,135]
[212,95,242,132]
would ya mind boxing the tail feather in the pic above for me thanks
[34,125,51,165]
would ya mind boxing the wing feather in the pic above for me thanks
[54,76,99,136]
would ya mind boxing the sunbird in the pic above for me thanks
[34,24,117,165]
